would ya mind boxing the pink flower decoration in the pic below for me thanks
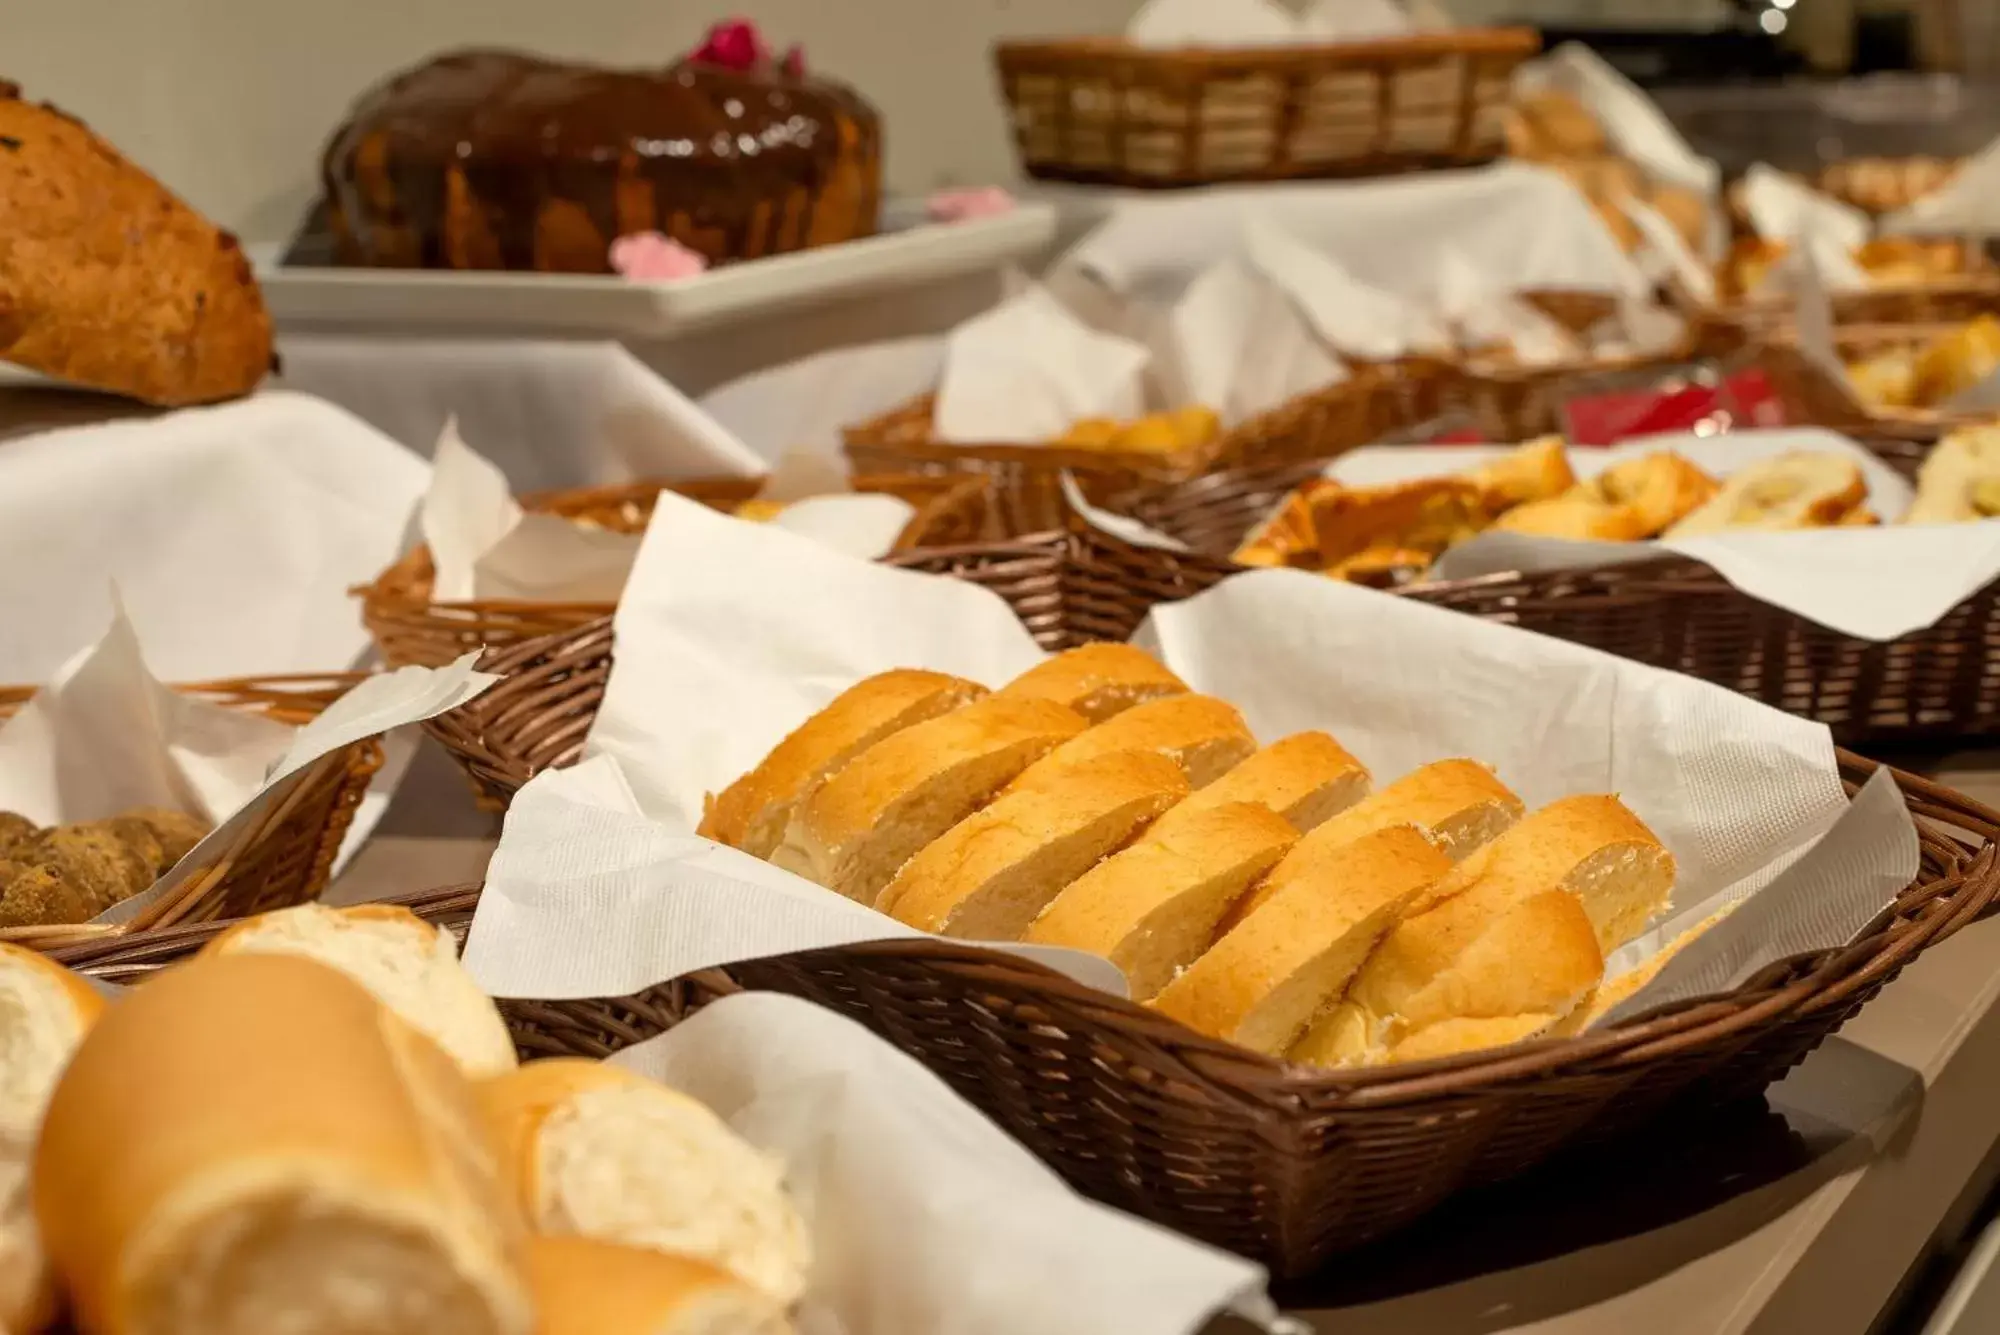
[925,186,1017,224]
[609,232,709,282]
[690,18,768,71]
[780,43,807,78]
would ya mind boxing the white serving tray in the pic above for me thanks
[251,201,1056,340]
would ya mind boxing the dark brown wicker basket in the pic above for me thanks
[415,536,2000,1273]
[993,29,1540,186]
[0,675,383,952]
[358,472,996,668]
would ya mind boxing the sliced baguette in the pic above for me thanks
[1553,900,1739,1036]
[1149,732,1369,840]
[1023,802,1298,1000]
[884,750,1188,938]
[1227,759,1521,926]
[1006,694,1256,796]
[1151,825,1447,1055]
[1382,1013,1563,1064]
[772,695,1088,906]
[995,644,1189,723]
[700,670,987,857]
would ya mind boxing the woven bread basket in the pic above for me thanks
[0,674,382,953]
[1713,277,2000,343]
[359,472,996,668]
[1761,322,2000,444]
[993,29,1540,186]
[415,534,2000,1272]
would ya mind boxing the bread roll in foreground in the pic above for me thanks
[699,670,987,858]
[1666,452,1867,537]
[995,643,1189,723]
[480,1060,810,1308]
[1153,826,1446,1054]
[1024,801,1298,999]
[0,944,104,1333]
[37,953,532,1335]
[1149,731,1369,839]
[1006,693,1256,795]
[526,1236,793,1335]
[1226,759,1522,927]
[772,695,1087,906]
[201,902,518,1078]
[883,749,1188,938]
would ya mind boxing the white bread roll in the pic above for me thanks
[480,1060,809,1308]
[771,695,1087,906]
[1005,694,1256,796]
[995,644,1189,722]
[0,944,104,1334]
[1022,802,1297,999]
[1223,760,1521,931]
[883,750,1188,938]
[1151,826,1447,1055]
[525,1236,793,1335]
[36,953,532,1335]
[699,670,986,858]
[201,902,518,1078]
[1149,732,1369,839]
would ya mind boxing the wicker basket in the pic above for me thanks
[1761,322,2000,444]
[993,29,1540,187]
[416,537,2000,1272]
[0,675,383,952]
[359,473,995,668]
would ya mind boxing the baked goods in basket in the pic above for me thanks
[321,30,881,272]
[1847,317,2000,411]
[1665,453,1867,537]
[1055,406,1222,459]
[1908,425,2000,523]
[527,1236,791,1335]
[1507,89,1708,256]
[0,84,274,405]
[0,807,211,928]
[708,645,1702,1068]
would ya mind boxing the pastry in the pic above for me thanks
[1306,478,1491,567]
[0,84,275,405]
[1491,493,1649,542]
[321,33,881,273]
[1577,452,1719,536]
[1907,425,2000,524]
[1912,315,2000,405]
[1463,436,1577,510]
[1666,452,1868,537]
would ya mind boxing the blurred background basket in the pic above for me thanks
[0,674,382,952]
[1714,276,2000,342]
[359,472,996,668]
[1760,324,1998,444]
[993,29,1540,186]
[413,536,2000,1272]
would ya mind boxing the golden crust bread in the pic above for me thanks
[526,1236,789,1335]
[1151,825,1445,1055]
[1150,731,1369,839]
[1381,1011,1563,1064]
[882,749,1188,938]
[1913,315,2000,405]
[1307,478,1491,566]
[700,669,987,857]
[995,643,1189,723]
[772,695,1088,906]
[1491,494,1650,542]
[1024,801,1298,1000]
[1006,693,1256,795]
[1666,452,1868,537]
[1582,453,1719,536]
[1463,436,1577,510]
[1907,424,2000,524]
[1514,90,1606,157]
[1231,490,1319,569]
[0,85,274,405]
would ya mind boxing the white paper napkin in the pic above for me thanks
[0,391,427,683]
[1298,0,1415,39]
[1881,136,2000,237]
[1242,220,1453,361]
[698,337,947,468]
[1126,0,1302,46]
[611,994,1285,1335]
[1433,251,1583,367]
[1158,258,1347,426]
[460,494,1914,1033]
[1738,164,1873,254]
[1520,43,1720,197]
[933,284,1151,443]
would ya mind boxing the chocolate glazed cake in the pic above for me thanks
[321,44,882,273]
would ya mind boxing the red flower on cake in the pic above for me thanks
[690,18,770,72]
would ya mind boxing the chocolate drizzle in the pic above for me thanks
[321,49,881,273]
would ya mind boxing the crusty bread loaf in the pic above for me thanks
[771,695,1087,906]
[525,1236,794,1335]
[1149,731,1369,839]
[1227,759,1522,926]
[480,1060,809,1308]
[1463,436,1576,510]
[0,944,104,1334]
[700,670,987,857]
[37,953,532,1335]
[883,750,1188,938]
[994,644,1189,723]
[201,902,518,1078]
[1381,1013,1562,1064]
[1666,452,1868,537]
[1151,825,1447,1055]
[1412,793,1673,953]
[1005,694,1256,796]
[0,86,274,406]
[1023,801,1298,999]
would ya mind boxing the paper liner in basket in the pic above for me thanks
[0,606,497,931]
[461,491,1918,1051]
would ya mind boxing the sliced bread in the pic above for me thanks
[1149,732,1369,840]
[994,644,1189,722]
[1006,694,1257,796]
